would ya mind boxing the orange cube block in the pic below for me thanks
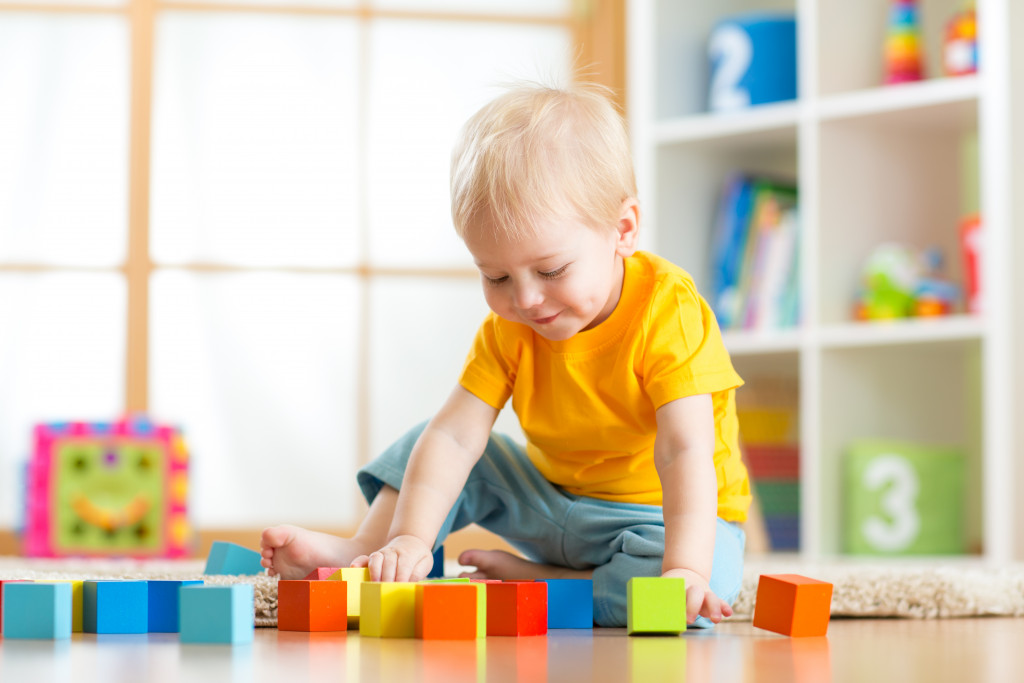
[278,580,348,632]
[415,583,480,640]
[752,574,833,637]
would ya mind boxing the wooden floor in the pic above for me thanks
[2,617,1022,682]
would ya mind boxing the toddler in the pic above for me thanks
[261,81,751,627]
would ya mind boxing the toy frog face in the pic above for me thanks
[52,437,166,553]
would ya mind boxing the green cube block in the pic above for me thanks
[844,440,965,555]
[626,577,686,635]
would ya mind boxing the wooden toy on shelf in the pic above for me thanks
[708,12,798,112]
[179,584,255,644]
[752,574,833,637]
[626,577,687,635]
[943,6,977,76]
[278,579,348,632]
[2,582,72,640]
[885,0,925,84]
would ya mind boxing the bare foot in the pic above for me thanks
[457,549,593,582]
[260,524,371,579]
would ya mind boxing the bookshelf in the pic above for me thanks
[627,0,1023,560]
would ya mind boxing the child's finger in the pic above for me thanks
[367,551,385,582]
[349,555,370,568]
[685,586,704,624]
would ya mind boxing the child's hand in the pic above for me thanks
[660,567,734,625]
[351,534,435,583]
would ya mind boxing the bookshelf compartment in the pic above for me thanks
[817,113,978,325]
[818,340,982,555]
[649,0,798,121]
[652,140,798,302]
[817,0,970,96]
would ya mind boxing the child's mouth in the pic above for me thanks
[531,313,559,325]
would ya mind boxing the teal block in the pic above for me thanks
[149,580,204,632]
[84,581,149,634]
[844,440,965,555]
[626,577,687,635]
[180,584,254,644]
[2,582,72,640]
[204,541,265,575]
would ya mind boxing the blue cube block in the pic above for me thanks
[204,541,265,576]
[3,582,72,640]
[148,580,204,632]
[538,579,593,629]
[708,13,798,112]
[84,580,148,634]
[180,584,254,644]
[426,545,445,579]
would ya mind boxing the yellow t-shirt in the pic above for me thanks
[458,250,751,522]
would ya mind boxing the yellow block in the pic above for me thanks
[35,579,84,632]
[359,582,417,638]
[328,567,371,624]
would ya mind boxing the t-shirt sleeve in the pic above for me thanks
[458,313,519,410]
[641,276,743,409]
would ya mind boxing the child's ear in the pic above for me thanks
[615,197,640,257]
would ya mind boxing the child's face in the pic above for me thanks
[464,209,636,341]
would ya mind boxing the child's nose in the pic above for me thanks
[512,279,543,310]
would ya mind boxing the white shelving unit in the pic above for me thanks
[627,0,1023,561]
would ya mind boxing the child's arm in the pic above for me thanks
[653,393,734,625]
[362,384,499,582]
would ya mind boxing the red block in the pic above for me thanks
[278,580,348,632]
[486,582,547,636]
[304,567,342,581]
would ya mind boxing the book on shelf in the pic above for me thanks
[710,175,800,331]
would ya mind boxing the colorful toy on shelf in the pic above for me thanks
[708,13,797,112]
[853,243,960,320]
[885,0,925,84]
[960,214,982,313]
[844,440,965,555]
[23,415,193,558]
[943,6,978,76]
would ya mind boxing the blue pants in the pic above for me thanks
[357,422,746,628]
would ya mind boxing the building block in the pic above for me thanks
[626,577,687,635]
[304,567,341,581]
[83,580,148,634]
[426,545,444,578]
[204,541,264,575]
[2,582,72,639]
[180,584,254,644]
[708,13,797,112]
[36,580,84,632]
[486,581,547,636]
[328,567,370,624]
[148,580,204,632]
[278,580,347,632]
[538,579,593,629]
[752,574,833,637]
[415,583,482,640]
[359,582,417,638]
[0,580,30,633]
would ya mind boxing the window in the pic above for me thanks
[0,0,623,531]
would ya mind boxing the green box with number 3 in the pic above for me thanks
[843,440,966,555]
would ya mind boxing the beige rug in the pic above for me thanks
[3,555,1024,627]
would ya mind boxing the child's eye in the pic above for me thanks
[484,274,508,285]
[540,264,569,279]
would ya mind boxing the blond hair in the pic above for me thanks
[450,81,636,241]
